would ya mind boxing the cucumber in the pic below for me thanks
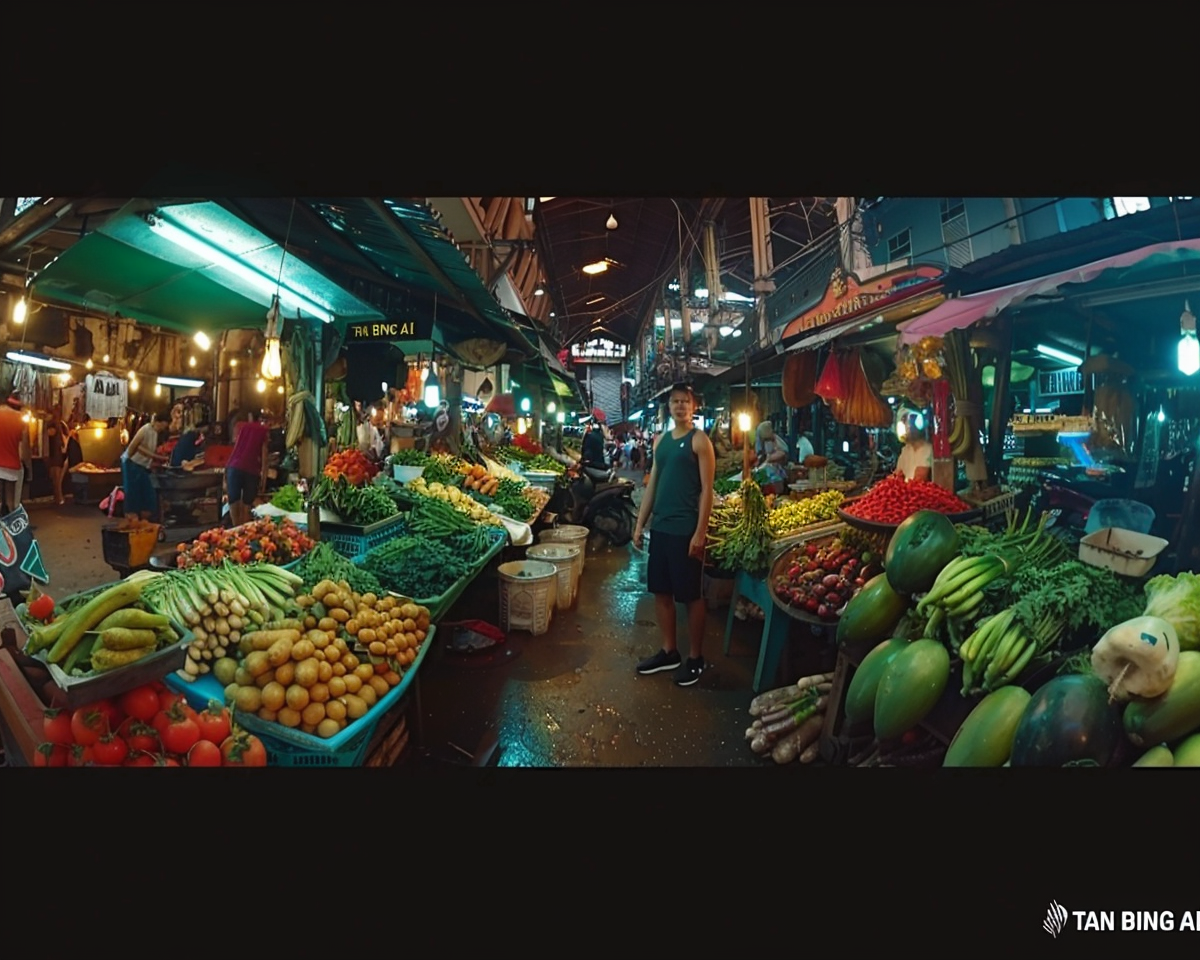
[1132,744,1175,767]
[844,638,909,725]
[1123,651,1200,748]
[943,686,1032,767]
[836,573,910,648]
[873,639,951,741]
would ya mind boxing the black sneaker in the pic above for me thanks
[636,649,681,675]
[673,657,706,687]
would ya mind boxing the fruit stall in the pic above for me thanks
[0,441,561,766]
[738,494,1200,767]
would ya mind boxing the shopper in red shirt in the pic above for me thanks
[0,395,31,516]
[225,411,270,528]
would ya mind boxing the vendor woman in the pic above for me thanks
[120,410,171,520]
[754,421,790,484]
[895,412,933,482]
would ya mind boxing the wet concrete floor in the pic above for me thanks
[22,479,833,768]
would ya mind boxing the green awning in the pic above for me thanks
[304,198,538,357]
[29,200,384,334]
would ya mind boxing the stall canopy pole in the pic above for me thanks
[743,351,752,482]
[986,316,1013,483]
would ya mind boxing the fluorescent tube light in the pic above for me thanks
[147,214,335,323]
[6,351,71,371]
[582,261,609,275]
[1035,344,1083,366]
[157,376,206,388]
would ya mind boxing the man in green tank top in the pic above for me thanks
[632,382,717,686]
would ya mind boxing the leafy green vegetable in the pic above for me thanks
[292,541,384,596]
[360,535,474,599]
[389,449,430,467]
[310,475,400,526]
[1144,571,1200,650]
[1008,559,1144,637]
[271,484,305,512]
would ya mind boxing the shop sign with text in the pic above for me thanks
[776,264,946,348]
[571,338,627,363]
[343,319,430,343]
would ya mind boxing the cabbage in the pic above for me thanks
[1143,572,1200,651]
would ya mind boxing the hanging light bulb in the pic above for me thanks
[188,355,197,368]
[85,358,94,370]
[1180,301,1200,376]
[102,353,110,364]
[606,212,618,230]
[194,331,212,351]
[154,382,162,397]
[261,295,282,380]
[277,385,285,395]
[546,400,556,414]
[424,363,441,408]
[256,378,267,393]
[128,369,136,379]
[11,297,27,325]
[230,357,238,368]
[129,377,139,392]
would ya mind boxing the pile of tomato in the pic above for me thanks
[324,449,380,487]
[177,517,314,569]
[35,681,267,767]
[842,475,973,526]
[511,433,542,456]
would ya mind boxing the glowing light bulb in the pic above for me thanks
[193,331,212,350]
[11,297,26,325]
[102,354,110,363]
[256,378,267,393]
[85,358,94,370]
[230,358,238,368]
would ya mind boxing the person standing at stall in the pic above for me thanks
[0,395,30,516]
[632,382,717,687]
[226,411,270,528]
[894,412,934,482]
[45,406,69,505]
[120,410,171,521]
[170,417,209,468]
[754,421,791,486]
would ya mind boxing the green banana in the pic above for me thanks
[999,641,1038,685]
[986,628,1024,684]
[919,556,1000,610]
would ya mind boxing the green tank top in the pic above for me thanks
[650,428,701,536]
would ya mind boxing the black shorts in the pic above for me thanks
[647,530,703,603]
[226,466,258,505]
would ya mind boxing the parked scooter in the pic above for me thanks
[552,459,638,547]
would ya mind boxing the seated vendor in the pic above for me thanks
[754,421,790,484]
[894,413,933,482]
[170,418,210,467]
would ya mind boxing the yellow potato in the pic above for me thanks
[368,675,390,699]
[303,615,317,630]
[308,681,330,704]
[327,676,347,698]
[254,668,277,689]
[357,684,377,708]
[342,673,362,694]
[244,650,272,678]
[285,684,310,712]
[324,698,347,722]
[277,707,303,728]
[261,681,287,713]
[329,607,350,624]
[274,661,296,687]
[316,718,340,739]
[295,658,320,688]
[290,638,316,661]
[345,619,360,637]
[331,662,347,677]
[342,694,368,719]
[301,702,326,726]
[317,617,338,633]
[317,660,333,683]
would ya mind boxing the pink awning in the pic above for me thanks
[897,237,1200,344]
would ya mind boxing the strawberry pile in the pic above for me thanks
[324,449,380,487]
[842,475,973,526]
[177,517,313,568]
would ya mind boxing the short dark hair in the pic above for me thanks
[668,382,696,398]
[153,410,171,423]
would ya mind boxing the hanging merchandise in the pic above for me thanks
[61,382,87,425]
[84,371,128,421]
[834,349,893,428]
[1090,372,1137,457]
[814,349,849,417]
[781,350,819,409]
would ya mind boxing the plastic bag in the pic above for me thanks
[443,619,507,654]
[0,505,48,597]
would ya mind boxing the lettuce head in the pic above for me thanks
[1144,572,1200,650]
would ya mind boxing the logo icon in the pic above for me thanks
[1044,901,1069,938]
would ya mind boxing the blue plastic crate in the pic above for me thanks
[318,514,409,559]
[165,625,435,767]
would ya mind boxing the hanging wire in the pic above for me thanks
[276,198,298,292]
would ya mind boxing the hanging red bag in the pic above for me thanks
[814,349,849,415]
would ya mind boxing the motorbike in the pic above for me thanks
[550,459,638,547]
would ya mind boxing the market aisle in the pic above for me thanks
[412,474,782,768]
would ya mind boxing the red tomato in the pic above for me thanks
[92,698,125,735]
[119,685,161,723]
[118,718,160,755]
[92,734,129,766]
[70,707,107,747]
[28,593,56,622]
[67,743,94,767]
[160,706,201,756]
[124,753,157,767]
[220,732,268,767]
[186,739,223,767]
[157,689,184,714]
[42,709,74,747]
[35,742,68,767]
[195,702,231,745]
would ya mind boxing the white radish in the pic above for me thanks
[1092,615,1180,701]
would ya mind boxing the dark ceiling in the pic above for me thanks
[532,198,839,351]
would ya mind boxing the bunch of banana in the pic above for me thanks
[336,406,356,447]
[947,410,974,458]
[285,390,329,450]
[915,553,1009,623]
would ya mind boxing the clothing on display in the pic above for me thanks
[85,372,128,421]
[61,383,88,425]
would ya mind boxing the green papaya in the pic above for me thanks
[844,638,909,725]
[1123,651,1200,748]
[836,572,910,648]
[1132,744,1174,767]
[943,686,1032,767]
[884,510,961,595]
[1171,734,1200,766]
[873,639,951,741]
